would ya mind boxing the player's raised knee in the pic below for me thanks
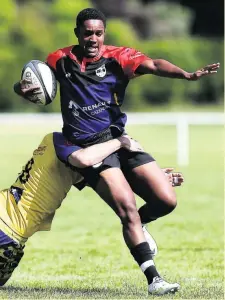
[165,192,177,212]
[160,187,177,208]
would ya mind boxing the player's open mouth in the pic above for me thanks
[86,46,98,52]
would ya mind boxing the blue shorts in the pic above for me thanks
[53,132,81,164]
[0,230,24,286]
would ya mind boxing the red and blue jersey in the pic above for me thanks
[47,45,150,144]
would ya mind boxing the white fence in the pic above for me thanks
[127,112,224,165]
[0,112,223,166]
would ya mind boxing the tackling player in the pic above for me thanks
[13,7,214,295]
[0,132,145,286]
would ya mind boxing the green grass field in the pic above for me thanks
[0,123,223,299]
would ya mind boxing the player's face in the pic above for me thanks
[76,20,105,58]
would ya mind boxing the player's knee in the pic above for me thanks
[161,190,177,212]
[166,200,177,215]
[168,195,177,212]
[118,199,140,226]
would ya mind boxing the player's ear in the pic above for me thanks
[74,27,79,38]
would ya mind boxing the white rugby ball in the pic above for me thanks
[21,60,57,105]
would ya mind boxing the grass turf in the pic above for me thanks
[0,124,223,299]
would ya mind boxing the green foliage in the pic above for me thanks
[145,1,194,38]
[0,0,223,112]
[126,38,224,109]
[105,19,139,47]
[52,0,91,18]
[0,1,16,37]
[51,0,92,48]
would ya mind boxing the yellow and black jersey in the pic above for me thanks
[0,133,82,245]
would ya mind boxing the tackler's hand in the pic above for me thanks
[162,168,184,187]
[119,135,144,152]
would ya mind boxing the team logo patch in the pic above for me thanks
[96,64,106,77]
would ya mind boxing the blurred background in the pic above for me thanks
[0,0,224,113]
[0,2,223,297]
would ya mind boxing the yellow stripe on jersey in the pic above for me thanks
[0,133,82,244]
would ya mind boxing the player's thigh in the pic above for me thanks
[125,161,176,206]
[95,168,137,218]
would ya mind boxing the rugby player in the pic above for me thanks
[0,131,183,290]
[0,132,145,286]
[13,7,216,295]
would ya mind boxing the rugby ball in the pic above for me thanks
[21,60,57,105]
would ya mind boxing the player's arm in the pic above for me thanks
[68,135,144,168]
[136,59,220,81]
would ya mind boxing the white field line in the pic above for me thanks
[0,112,224,125]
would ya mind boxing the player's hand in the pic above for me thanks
[14,79,41,98]
[119,135,144,152]
[187,63,220,81]
[162,167,184,187]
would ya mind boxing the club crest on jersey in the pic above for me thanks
[96,64,106,77]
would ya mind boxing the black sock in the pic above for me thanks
[130,242,160,284]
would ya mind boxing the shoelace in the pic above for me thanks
[153,276,165,284]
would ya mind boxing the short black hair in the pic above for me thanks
[76,8,106,29]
